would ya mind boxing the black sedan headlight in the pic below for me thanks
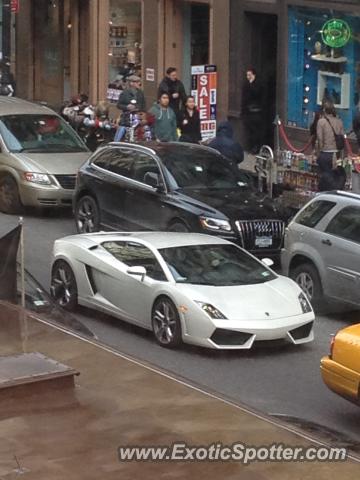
[199,216,232,233]
[299,293,312,313]
[195,301,227,319]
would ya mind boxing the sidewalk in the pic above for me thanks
[0,301,358,479]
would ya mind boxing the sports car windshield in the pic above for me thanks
[0,114,87,153]
[158,147,249,190]
[159,244,276,286]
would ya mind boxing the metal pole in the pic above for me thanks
[19,216,28,353]
[19,216,25,308]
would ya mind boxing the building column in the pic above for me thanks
[15,0,33,99]
[210,0,230,121]
[142,0,161,108]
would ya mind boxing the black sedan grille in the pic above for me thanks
[54,174,76,190]
[235,219,285,251]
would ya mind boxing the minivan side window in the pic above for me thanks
[295,200,336,228]
[325,206,360,244]
[101,241,167,282]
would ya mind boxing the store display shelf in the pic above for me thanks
[311,54,347,63]
[277,167,317,176]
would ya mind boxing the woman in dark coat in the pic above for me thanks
[178,96,202,144]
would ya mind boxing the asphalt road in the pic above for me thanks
[1,210,360,452]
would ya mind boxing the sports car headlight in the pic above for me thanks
[195,301,227,319]
[299,292,312,314]
[24,172,51,185]
[199,216,232,233]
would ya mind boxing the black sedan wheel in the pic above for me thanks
[75,195,100,233]
[51,260,78,311]
[152,297,182,348]
[0,175,22,214]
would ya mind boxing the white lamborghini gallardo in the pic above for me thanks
[50,232,315,349]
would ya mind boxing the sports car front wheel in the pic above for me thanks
[152,297,182,348]
[51,260,78,312]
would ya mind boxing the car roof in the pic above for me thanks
[61,232,230,250]
[107,140,220,157]
[317,190,360,202]
[0,96,56,116]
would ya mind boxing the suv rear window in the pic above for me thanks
[295,200,336,228]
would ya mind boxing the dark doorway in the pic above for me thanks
[182,2,210,92]
[244,12,278,147]
[190,4,210,66]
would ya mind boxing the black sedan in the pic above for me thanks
[74,142,286,259]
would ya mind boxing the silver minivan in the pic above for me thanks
[281,191,360,308]
[0,97,90,213]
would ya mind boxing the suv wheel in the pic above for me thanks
[291,263,323,306]
[75,195,100,233]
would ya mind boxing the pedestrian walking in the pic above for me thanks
[148,93,178,142]
[158,67,187,118]
[241,68,264,154]
[178,96,202,144]
[208,121,244,166]
[316,101,345,191]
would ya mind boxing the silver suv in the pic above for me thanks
[281,191,360,308]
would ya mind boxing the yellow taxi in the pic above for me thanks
[321,324,360,405]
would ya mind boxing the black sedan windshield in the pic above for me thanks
[159,244,276,286]
[158,146,247,190]
[0,114,87,153]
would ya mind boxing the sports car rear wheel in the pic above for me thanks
[51,260,78,311]
[152,297,182,348]
[75,195,100,233]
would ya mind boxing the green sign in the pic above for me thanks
[322,19,351,48]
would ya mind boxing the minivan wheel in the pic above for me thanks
[152,297,182,348]
[291,263,323,306]
[0,175,22,214]
[75,195,100,233]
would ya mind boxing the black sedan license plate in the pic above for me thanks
[255,236,272,248]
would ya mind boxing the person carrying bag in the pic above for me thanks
[316,101,345,191]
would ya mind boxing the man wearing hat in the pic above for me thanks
[117,75,146,113]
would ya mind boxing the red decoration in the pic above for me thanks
[11,0,19,14]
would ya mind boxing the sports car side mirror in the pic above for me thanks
[127,266,147,281]
[261,258,274,268]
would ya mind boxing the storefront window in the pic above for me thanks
[287,7,360,131]
[107,0,142,103]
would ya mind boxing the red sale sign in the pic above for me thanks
[191,65,217,140]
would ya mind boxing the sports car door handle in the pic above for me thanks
[321,239,332,246]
